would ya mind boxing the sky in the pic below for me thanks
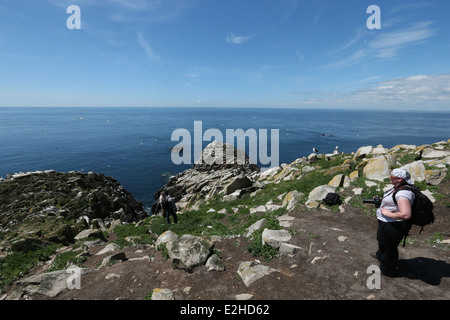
[0,0,449,110]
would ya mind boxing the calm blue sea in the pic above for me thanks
[1,107,449,210]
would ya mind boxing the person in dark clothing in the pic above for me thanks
[164,192,178,224]
[374,168,414,276]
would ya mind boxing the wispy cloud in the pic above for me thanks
[295,51,305,61]
[108,0,192,23]
[289,74,450,110]
[368,22,437,58]
[353,74,450,103]
[319,49,366,69]
[109,0,157,11]
[226,32,253,44]
[137,32,161,63]
[321,21,437,69]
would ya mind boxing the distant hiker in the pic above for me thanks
[158,191,167,218]
[373,168,414,277]
[165,192,178,224]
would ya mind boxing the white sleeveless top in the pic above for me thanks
[376,188,415,223]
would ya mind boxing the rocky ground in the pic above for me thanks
[1,141,449,307]
[4,186,448,302]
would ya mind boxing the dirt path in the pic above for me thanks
[27,201,449,302]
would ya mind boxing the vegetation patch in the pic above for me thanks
[0,244,59,290]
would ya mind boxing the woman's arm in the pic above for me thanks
[381,197,412,220]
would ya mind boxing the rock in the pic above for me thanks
[302,165,315,173]
[282,190,303,211]
[45,225,77,245]
[246,219,267,237]
[277,215,294,228]
[307,153,318,163]
[205,254,225,271]
[98,252,127,269]
[279,243,302,255]
[363,155,395,181]
[272,163,300,181]
[11,238,45,253]
[223,190,243,202]
[235,293,254,300]
[342,175,351,188]
[422,148,450,158]
[155,230,179,248]
[261,228,292,249]
[14,267,89,298]
[328,174,345,187]
[401,161,426,182]
[349,170,359,181]
[0,171,147,251]
[74,228,106,241]
[389,144,417,152]
[308,185,336,202]
[354,146,373,158]
[225,175,253,195]
[311,256,328,264]
[151,288,175,300]
[237,261,277,287]
[259,166,281,180]
[372,144,388,155]
[166,234,214,272]
[250,205,267,214]
[152,141,260,213]
[365,180,377,187]
[425,169,447,186]
[96,243,120,255]
[265,204,283,211]
[105,273,121,280]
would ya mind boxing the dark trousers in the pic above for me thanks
[166,208,178,224]
[376,220,410,274]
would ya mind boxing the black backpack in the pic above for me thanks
[393,185,435,234]
[161,196,170,210]
[322,192,341,206]
[168,197,177,213]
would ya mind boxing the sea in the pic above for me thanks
[1,107,449,211]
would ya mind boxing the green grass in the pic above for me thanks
[246,217,283,261]
[0,244,59,290]
[113,223,156,248]
[48,248,86,271]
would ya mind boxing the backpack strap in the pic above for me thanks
[392,184,415,206]
[393,184,415,247]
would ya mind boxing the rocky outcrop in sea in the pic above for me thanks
[151,140,261,213]
[0,171,147,252]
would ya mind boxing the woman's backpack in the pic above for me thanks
[393,185,435,234]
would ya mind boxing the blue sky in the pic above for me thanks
[1,0,449,110]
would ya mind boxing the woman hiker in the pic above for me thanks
[373,168,414,277]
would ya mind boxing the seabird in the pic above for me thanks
[313,147,319,153]
[414,150,423,161]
